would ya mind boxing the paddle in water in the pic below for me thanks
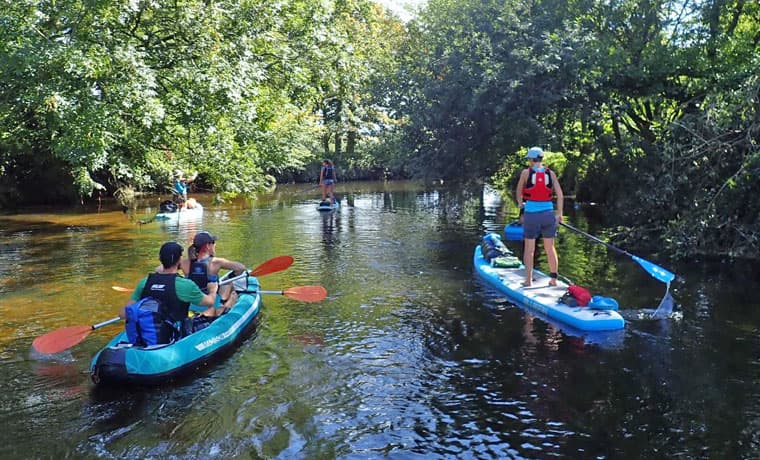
[560,222,675,284]
[33,317,122,354]
[559,222,677,318]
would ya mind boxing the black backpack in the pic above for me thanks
[159,200,178,213]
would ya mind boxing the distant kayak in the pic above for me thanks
[473,242,624,332]
[155,202,204,221]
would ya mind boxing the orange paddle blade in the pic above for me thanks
[32,325,94,354]
[249,256,294,277]
[282,285,327,303]
[111,286,132,293]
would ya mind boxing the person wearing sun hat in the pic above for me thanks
[515,146,564,287]
[120,241,218,339]
[172,170,198,208]
[179,231,247,317]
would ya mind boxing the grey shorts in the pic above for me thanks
[523,210,557,239]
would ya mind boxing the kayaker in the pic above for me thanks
[319,159,337,205]
[120,241,218,339]
[182,231,247,317]
[515,146,564,287]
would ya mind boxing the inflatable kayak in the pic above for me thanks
[89,275,261,385]
[155,202,204,221]
[473,243,624,332]
[317,200,340,212]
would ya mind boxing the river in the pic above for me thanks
[0,180,758,459]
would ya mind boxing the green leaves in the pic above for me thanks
[2,0,400,203]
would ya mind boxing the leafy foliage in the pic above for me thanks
[0,0,403,205]
[386,0,760,258]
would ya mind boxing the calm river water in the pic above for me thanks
[0,181,758,459]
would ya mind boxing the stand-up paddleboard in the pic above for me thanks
[474,241,624,332]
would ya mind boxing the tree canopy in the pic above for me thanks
[1,0,758,257]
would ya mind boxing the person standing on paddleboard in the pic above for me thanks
[173,170,198,209]
[319,159,337,205]
[515,147,564,287]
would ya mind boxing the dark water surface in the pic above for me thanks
[1,181,759,459]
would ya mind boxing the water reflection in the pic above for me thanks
[1,182,759,458]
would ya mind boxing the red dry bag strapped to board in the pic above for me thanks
[560,285,592,307]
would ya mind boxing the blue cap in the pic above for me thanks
[526,147,543,159]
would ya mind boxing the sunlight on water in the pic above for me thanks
[0,182,757,458]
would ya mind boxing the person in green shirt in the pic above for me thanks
[120,241,218,323]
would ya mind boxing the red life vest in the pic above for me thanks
[522,167,553,202]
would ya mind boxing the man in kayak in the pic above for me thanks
[319,159,337,205]
[120,241,218,337]
[182,231,247,317]
[515,147,564,287]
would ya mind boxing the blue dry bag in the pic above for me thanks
[482,233,510,261]
[125,297,177,346]
[587,295,619,311]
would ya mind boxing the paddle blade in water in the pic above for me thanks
[249,256,294,277]
[111,285,132,293]
[32,325,93,354]
[632,256,675,284]
[650,287,674,319]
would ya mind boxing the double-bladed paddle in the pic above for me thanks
[560,222,675,284]
[33,284,326,354]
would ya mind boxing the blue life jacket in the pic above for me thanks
[174,180,187,195]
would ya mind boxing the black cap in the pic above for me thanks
[193,231,218,248]
[159,241,183,267]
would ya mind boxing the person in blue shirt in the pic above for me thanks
[515,147,564,287]
[172,170,197,208]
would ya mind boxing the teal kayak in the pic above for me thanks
[474,244,625,332]
[89,275,261,385]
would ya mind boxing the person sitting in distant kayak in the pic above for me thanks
[319,159,337,205]
[120,241,218,339]
[515,147,564,287]
[180,231,247,317]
